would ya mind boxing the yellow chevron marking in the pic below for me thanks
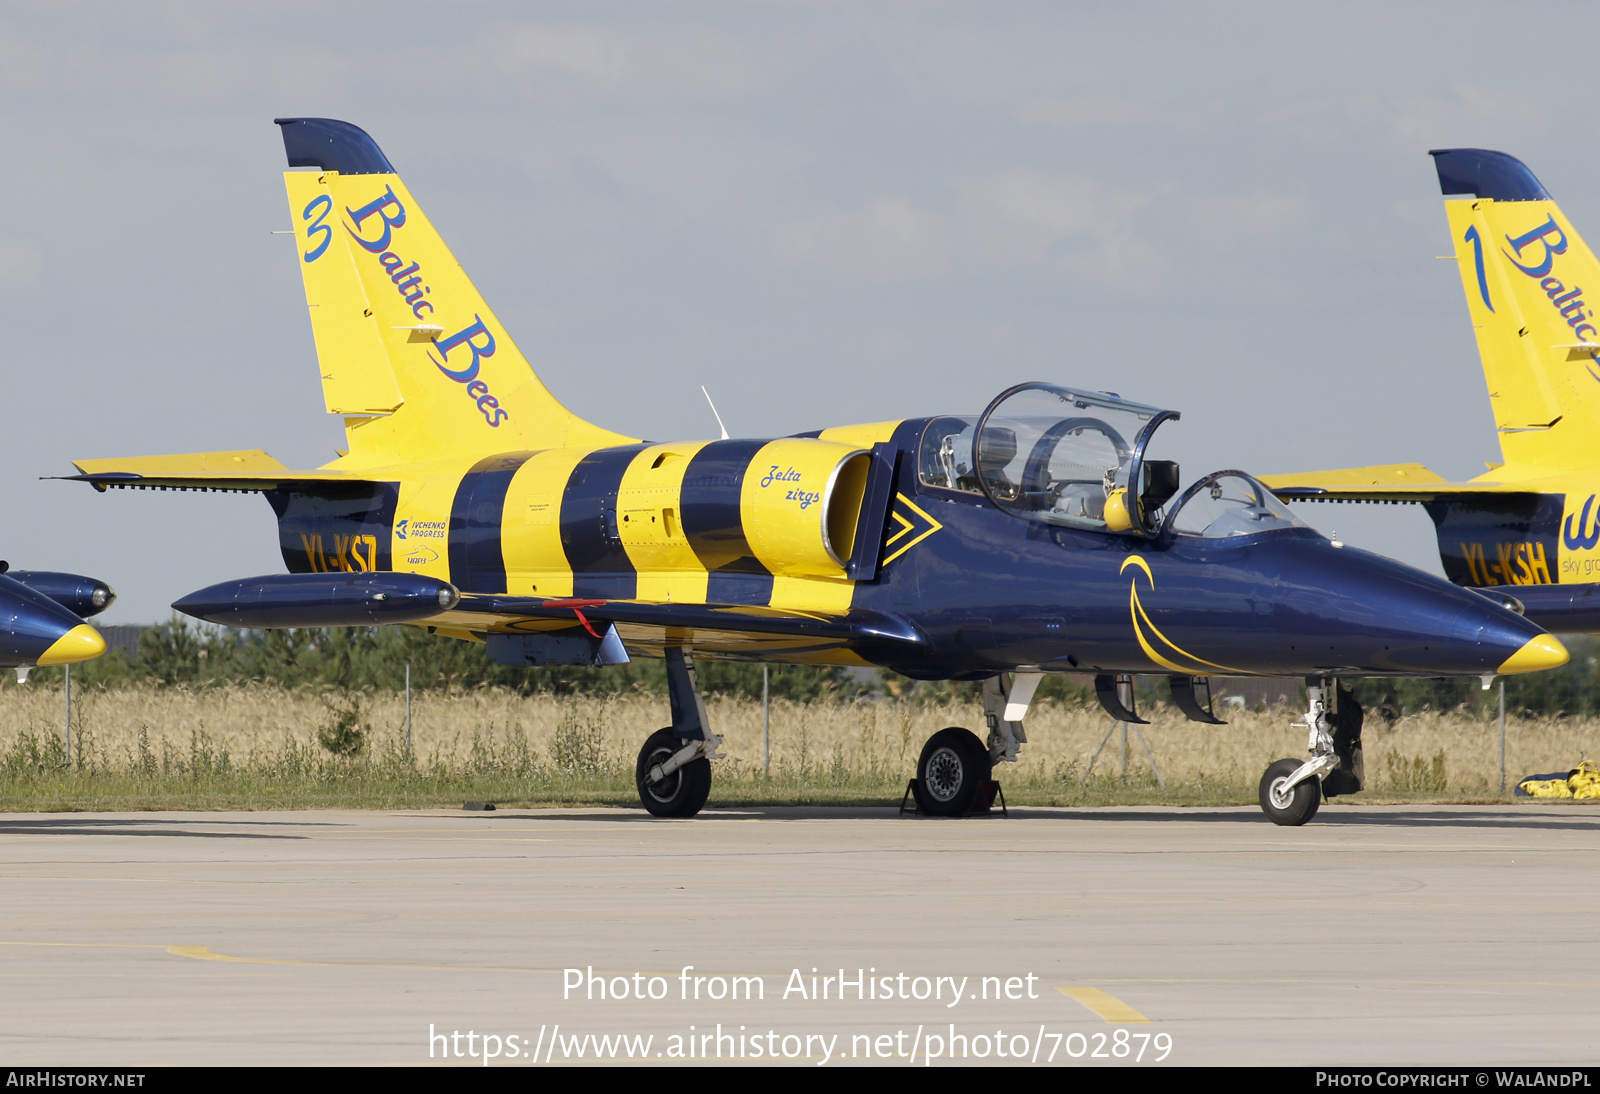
[885,509,915,547]
[881,494,942,565]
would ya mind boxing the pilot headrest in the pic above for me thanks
[979,427,1017,468]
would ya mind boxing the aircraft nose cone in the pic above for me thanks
[35,624,107,666]
[1498,633,1569,675]
[1270,541,1562,677]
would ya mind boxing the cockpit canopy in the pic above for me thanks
[1164,471,1308,539]
[917,383,1308,541]
[919,383,1181,534]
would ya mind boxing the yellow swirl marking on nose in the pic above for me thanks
[1120,556,1244,675]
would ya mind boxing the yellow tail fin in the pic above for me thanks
[276,118,635,464]
[1435,149,1600,471]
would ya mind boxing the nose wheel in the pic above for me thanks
[1259,758,1321,826]
[1257,677,1344,825]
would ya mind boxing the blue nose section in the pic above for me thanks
[0,574,103,668]
[1271,541,1558,676]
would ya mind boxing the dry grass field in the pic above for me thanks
[0,681,1595,810]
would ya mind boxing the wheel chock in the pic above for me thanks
[970,780,1007,817]
[899,779,1006,817]
[900,779,921,815]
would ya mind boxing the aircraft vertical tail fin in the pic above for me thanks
[1434,149,1600,471]
[275,118,635,464]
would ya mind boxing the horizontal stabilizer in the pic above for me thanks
[64,450,368,493]
[1260,463,1534,503]
[1262,463,1447,489]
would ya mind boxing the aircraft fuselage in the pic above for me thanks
[256,418,1554,682]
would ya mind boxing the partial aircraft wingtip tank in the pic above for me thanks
[57,118,1574,825]
[0,563,113,673]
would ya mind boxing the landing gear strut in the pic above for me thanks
[634,647,722,818]
[910,672,1038,817]
[1259,677,1358,826]
[1321,683,1365,798]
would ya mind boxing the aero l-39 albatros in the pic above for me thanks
[62,120,1567,825]
[1267,149,1600,638]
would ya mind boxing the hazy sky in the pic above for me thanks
[4,1,1595,622]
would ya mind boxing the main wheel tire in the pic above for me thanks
[1259,758,1321,826]
[913,727,991,817]
[636,728,712,818]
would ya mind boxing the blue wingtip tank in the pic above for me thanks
[0,573,108,669]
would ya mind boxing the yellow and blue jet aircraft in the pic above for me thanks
[62,120,1569,825]
[1264,149,1600,635]
[0,566,112,675]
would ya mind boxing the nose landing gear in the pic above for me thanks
[1259,677,1364,826]
[1259,757,1322,825]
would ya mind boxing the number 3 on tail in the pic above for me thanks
[302,195,333,263]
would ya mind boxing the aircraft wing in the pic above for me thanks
[62,451,365,493]
[446,596,927,665]
[1260,463,1532,503]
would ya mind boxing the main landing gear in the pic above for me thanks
[910,672,1039,816]
[634,647,723,818]
[1258,678,1364,826]
[914,728,991,815]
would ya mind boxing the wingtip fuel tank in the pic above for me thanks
[0,574,109,669]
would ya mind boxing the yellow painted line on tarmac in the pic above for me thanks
[1056,985,1150,1024]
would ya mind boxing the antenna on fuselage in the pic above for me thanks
[701,385,730,441]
